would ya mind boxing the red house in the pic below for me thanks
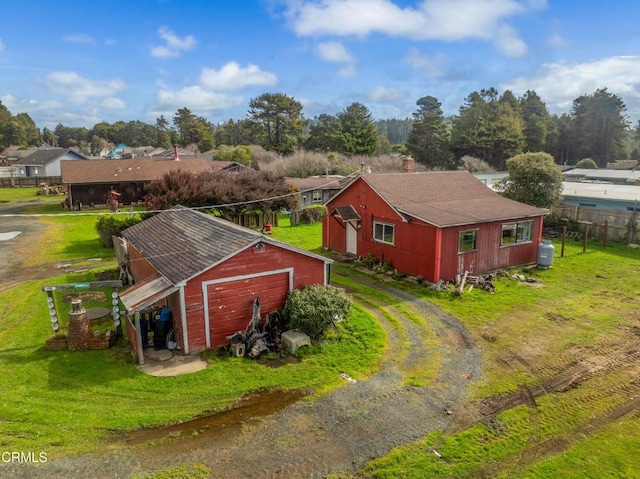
[323,171,547,282]
[119,207,332,355]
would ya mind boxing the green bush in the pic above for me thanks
[95,214,142,248]
[282,284,352,339]
[298,204,328,224]
[575,158,598,169]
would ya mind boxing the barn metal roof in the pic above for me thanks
[119,274,177,311]
[121,206,331,286]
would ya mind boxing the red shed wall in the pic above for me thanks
[439,216,544,280]
[325,177,441,281]
[182,243,328,352]
[127,245,158,282]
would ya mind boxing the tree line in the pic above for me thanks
[1,87,638,169]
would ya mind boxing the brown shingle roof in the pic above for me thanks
[287,176,347,192]
[61,157,211,184]
[122,207,261,284]
[122,207,332,285]
[361,171,546,227]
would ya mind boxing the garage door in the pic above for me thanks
[205,271,290,347]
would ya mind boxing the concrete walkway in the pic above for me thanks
[136,348,208,376]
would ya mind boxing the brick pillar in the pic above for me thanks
[67,299,90,351]
[402,155,415,173]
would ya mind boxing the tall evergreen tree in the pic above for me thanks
[405,96,454,169]
[303,114,344,152]
[571,88,628,167]
[247,92,305,155]
[336,102,378,156]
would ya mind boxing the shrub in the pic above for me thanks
[282,284,352,339]
[95,214,142,248]
[298,204,328,224]
[575,158,598,169]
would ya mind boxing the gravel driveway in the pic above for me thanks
[4,270,482,479]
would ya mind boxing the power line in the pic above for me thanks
[0,174,356,218]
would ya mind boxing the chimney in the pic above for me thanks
[174,145,180,161]
[402,155,415,173]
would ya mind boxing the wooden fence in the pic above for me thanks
[0,176,62,187]
[231,211,279,230]
[551,204,639,243]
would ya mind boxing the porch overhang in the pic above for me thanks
[119,274,177,312]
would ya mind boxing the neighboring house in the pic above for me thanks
[323,171,547,283]
[287,176,351,209]
[107,143,127,159]
[560,182,640,211]
[563,168,640,185]
[13,148,86,178]
[61,157,211,206]
[119,207,333,354]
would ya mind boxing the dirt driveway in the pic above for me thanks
[0,201,49,282]
[3,270,483,479]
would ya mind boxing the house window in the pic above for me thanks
[312,190,323,203]
[373,222,395,245]
[458,229,477,253]
[34,167,39,175]
[501,221,533,246]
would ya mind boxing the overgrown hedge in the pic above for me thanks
[298,204,328,224]
[95,214,142,248]
[282,284,352,339]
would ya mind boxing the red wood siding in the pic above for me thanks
[127,246,158,282]
[439,217,543,280]
[207,272,289,347]
[182,242,327,352]
[325,177,545,283]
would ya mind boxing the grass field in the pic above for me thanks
[3,199,640,477]
[0,205,385,457]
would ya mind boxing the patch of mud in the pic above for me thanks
[121,388,309,452]
[256,355,302,368]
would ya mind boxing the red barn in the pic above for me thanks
[323,171,547,282]
[119,207,332,355]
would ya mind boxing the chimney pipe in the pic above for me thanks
[402,155,415,173]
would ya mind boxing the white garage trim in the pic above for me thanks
[179,286,189,355]
[201,267,294,349]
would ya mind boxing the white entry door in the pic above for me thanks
[346,221,358,255]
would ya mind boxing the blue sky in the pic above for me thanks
[1,0,639,131]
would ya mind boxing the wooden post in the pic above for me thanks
[583,223,589,253]
[603,219,608,249]
[561,226,566,258]
[134,311,145,365]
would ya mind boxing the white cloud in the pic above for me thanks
[546,32,566,49]
[1,94,60,112]
[316,41,353,63]
[284,0,542,57]
[404,48,447,78]
[502,56,640,117]
[338,64,356,77]
[63,34,95,45]
[367,86,406,103]
[152,85,244,114]
[199,62,277,90]
[150,27,196,58]
[102,97,127,109]
[0,38,4,51]
[493,24,527,58]
[41,71,126,104]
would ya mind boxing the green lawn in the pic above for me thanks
[0,208,385,457]
[4,199,640,478]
